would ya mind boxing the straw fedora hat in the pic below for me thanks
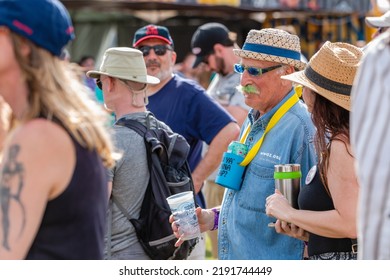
[281,41,363,111]
[233,28,306,70]
[87,47,160,85]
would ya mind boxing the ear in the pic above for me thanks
[214,43,224,55]
[170,50,177,65]
[283,65,295,75]
[107,77,115,92]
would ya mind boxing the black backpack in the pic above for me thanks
[113,118,198,260]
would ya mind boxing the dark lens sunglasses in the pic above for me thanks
[96,78,102,90]
[138,45,173,56]
[234,64,283,76]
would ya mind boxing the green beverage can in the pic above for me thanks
[227,141,248,158]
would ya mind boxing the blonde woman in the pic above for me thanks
[0,0,115,259]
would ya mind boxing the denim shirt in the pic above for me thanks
[218,89,317,260]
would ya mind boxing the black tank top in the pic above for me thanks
[26,137,108,259]
[298,165,354,256]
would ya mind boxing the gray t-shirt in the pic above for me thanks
[105,111,170,259]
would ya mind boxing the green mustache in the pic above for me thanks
[237,85,259,95]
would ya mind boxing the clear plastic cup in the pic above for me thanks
[166,191,200,240]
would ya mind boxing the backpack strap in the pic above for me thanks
[109,118,150,255]
[107,199,113,258]
[111,195,133,221]
[116,118,147,137]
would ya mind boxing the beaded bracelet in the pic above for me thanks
[211,208,220,231]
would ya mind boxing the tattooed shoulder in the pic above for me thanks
[0,144,26,251]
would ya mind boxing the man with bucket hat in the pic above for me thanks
[132,24,240,259]
[87,47,172,259]
[171,28,317,259]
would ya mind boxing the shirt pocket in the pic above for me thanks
[237,163,274,212]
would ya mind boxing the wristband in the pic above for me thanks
[211,208,219,231]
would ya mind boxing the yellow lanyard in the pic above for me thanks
[239,92,300,167]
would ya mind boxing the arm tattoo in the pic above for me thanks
[0,144,25,251]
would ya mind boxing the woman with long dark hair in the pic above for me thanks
[266,41,362,260]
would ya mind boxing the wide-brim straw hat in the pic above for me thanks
[87,47,160,85]
[281,41,363,111]
[233,28,306,70]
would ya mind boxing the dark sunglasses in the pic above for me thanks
[138,45,173,56]
[96,78,102,90]
[234,64,283,76]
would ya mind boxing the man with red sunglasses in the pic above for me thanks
[132,24,240,260]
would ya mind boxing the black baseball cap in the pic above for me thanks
[191,22,234,68]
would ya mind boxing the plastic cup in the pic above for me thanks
[166,191,200,240]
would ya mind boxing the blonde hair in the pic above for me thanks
[11,33,115,168]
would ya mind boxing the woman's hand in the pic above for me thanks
[265,189,294,222]
[274,220,309,241]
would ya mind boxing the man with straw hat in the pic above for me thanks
[266,41,363,260]
[87,47,172,259]
[171,28,317,259]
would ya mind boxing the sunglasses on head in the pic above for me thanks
[234,64,283,76]
[138,45,173,56]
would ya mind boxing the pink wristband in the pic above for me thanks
[211,208,219,231]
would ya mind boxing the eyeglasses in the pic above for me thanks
[96,78,103,90]
[138,45,173,56]
[234,64,283,76]
[96,77,147,92]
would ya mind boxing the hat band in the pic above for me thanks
[242,42,301,61]
[305,65,351,96]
